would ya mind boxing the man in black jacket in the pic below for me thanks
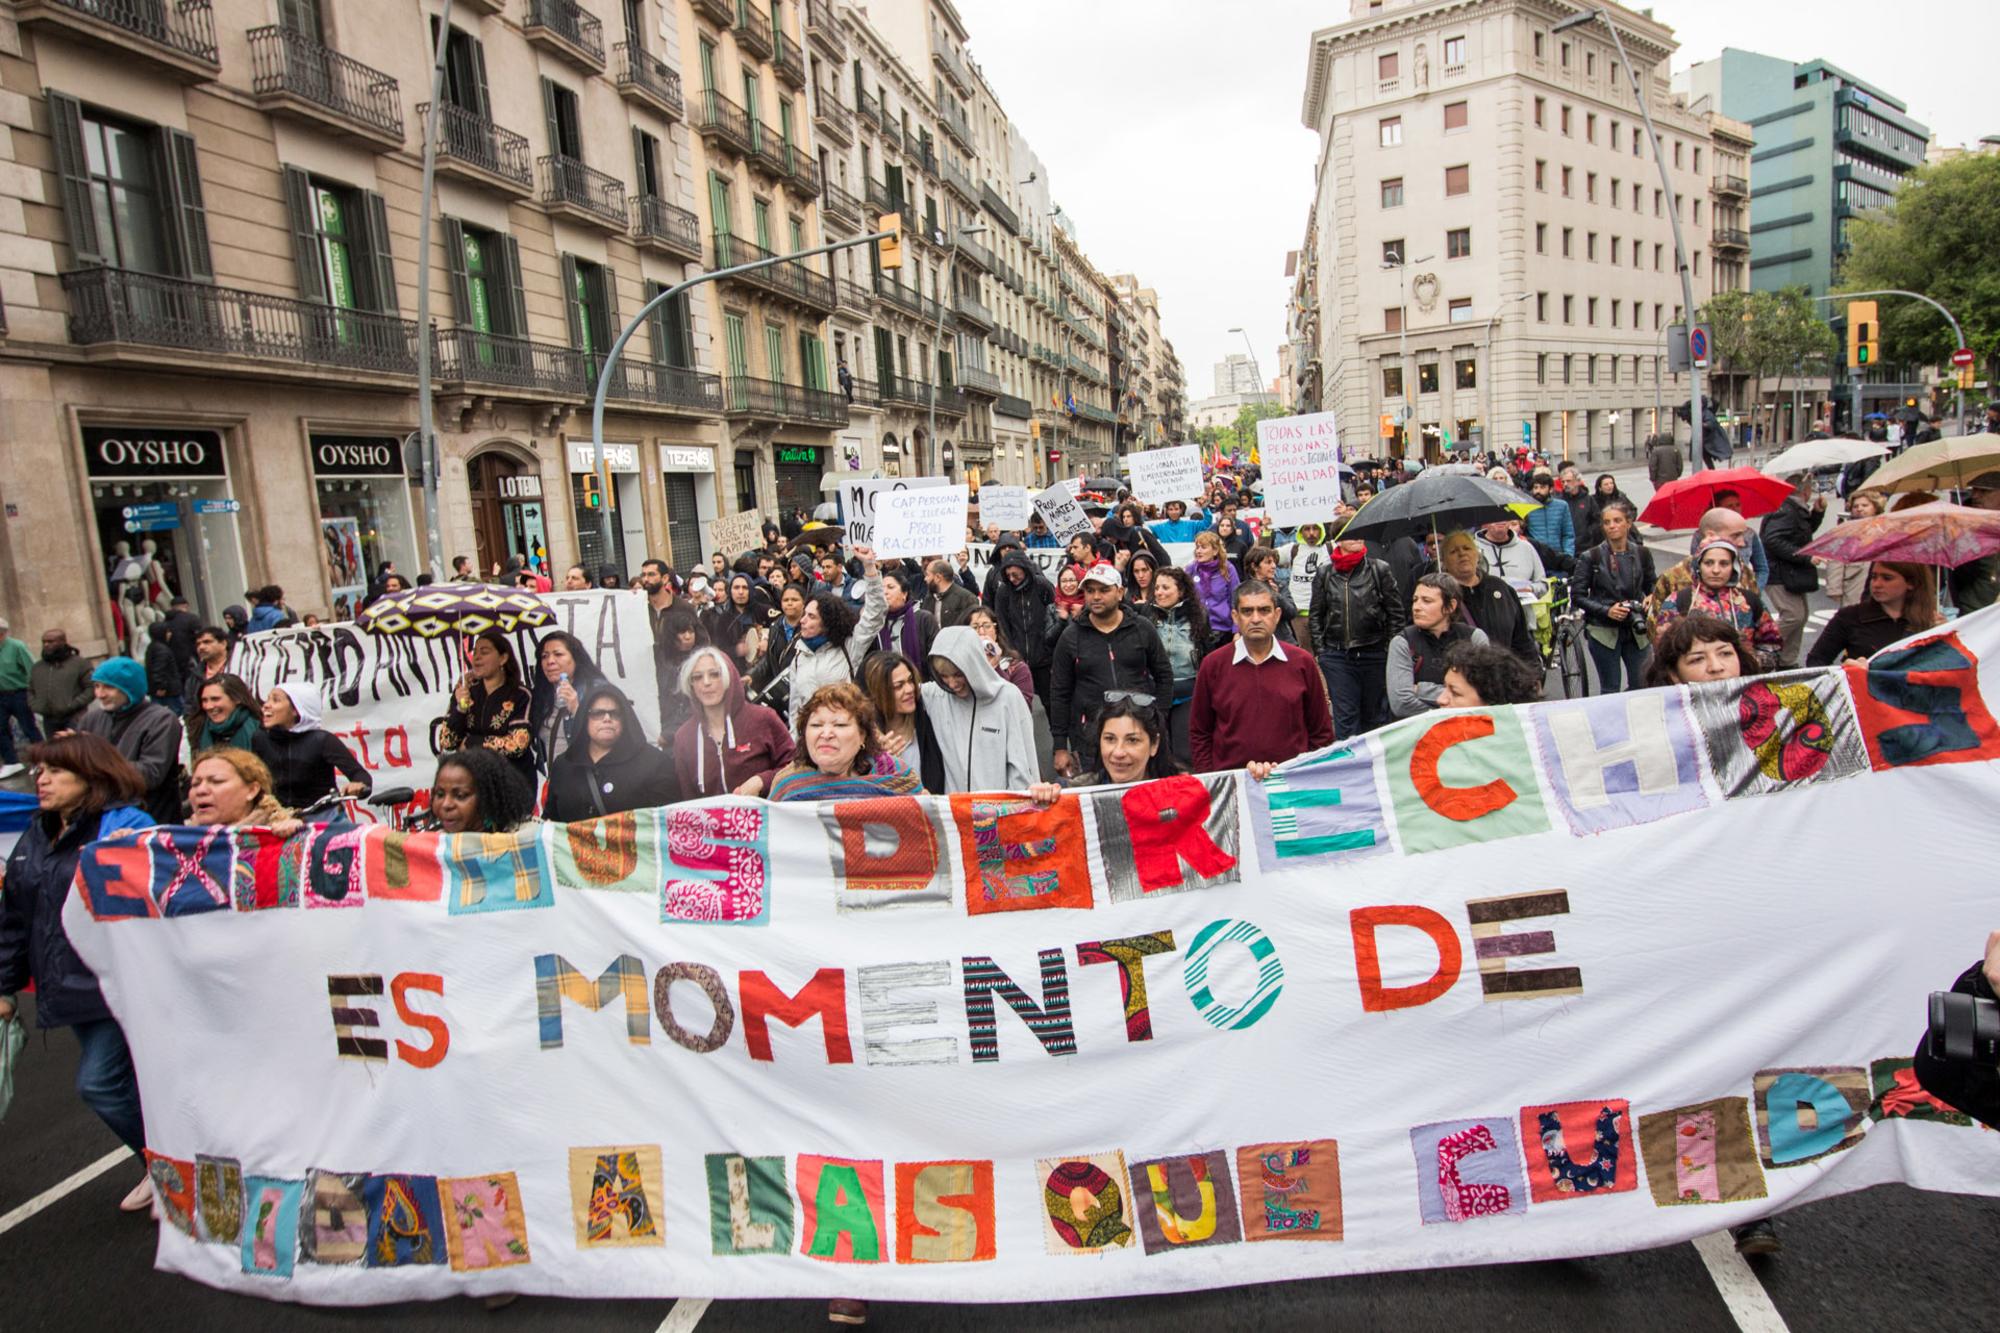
[1310,538,1406,736]
[1758,477,1824,669]
[1049,564,1173,777]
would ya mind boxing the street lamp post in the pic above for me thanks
[1554,6,1704,472]
[931,223,988,479]
[412,0,454,582]
[1481,292,1533,457]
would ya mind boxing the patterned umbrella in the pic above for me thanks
[1799,502,2000,568]
[1639,467,1795,530]
[356,583,555,638]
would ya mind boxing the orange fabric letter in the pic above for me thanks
[1410,714,1517,822]
[1350,906,1463,1012]
[390,972,451,1068]
[739,969,854,1064]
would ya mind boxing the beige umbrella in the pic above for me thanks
[1856,437,2000,495]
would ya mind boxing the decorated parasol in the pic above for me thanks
[1799,502,2000,569]
[356,583,555,638]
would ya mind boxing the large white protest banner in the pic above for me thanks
[1125,445,1204,506]
[70,613,2000,1305]
[839,477,950,548]
[1034,482,1094,544]
[964,542,1064,586]
[975,485,1030,531]
[1259,412,1346,527]
[228,591,660,803]
[874,484,969,559]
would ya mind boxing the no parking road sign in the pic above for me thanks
[1688,324,1711,370]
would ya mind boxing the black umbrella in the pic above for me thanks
[1335,470,1538,543]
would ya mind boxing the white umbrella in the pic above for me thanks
[1760,437,1887,477]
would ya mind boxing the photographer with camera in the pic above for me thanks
[1914,930,2000,1131]
[1570,499,1656,693]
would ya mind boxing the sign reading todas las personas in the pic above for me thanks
[70,616,2000,1304]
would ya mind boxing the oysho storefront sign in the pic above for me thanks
[83,426,226,479]
[311,434,405,477]
[566,441,640,474]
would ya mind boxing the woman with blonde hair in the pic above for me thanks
[187,747,293,828]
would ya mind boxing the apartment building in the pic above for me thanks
[1298,0,1733,465]
[1109,274,1177,452]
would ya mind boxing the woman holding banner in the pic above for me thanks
[1027,696,1185,802]
[768,681,918,800]
[1142,567,1211,764]
[672,646,794,799]
[544,684,679,822]
[431,747,536,835]
[437,629,537,787]
[991,549,1056,702]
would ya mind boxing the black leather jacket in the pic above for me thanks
[1571,541,1658,630]
[1309,557,1406,653]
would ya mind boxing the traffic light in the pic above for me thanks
[876,212,904,271]
[1846,300,1878,369]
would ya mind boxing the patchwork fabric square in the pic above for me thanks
[822,796,954,911]
[443,827,553,914]
[662,803,771,925]
[1380,711,1553,855]
[1530,692,1710,836]
[704,1153,794,1255]
[857,961,960,1066]
[1754,1066,1870,1167]
[75,829,159,921]
[363,827,445,902]
[361,1173,446,1267]
[1519,1100,1637,1204]
[1235,1140,1342,1242]
[1409,1118,1527,1224]
[953,793,1096,916]
[196,1154,245,1245]
[231,828,295,911]
[1245,738,1393,873]
[550,810,663,894]
[1684,670,1868,799]
[1038,1151,1136,1255]
[240,1175,305,1279]
[1636,1096,1767,1206]
[796,1156,887,1264]
[300,1170,369,1265]
[1181,919,1286,1031]
[1847,631,2000,770]
[1091,774,1241,904]
[289,824,367,909]
[441,1174,532,1272]
[145,1152,197,1238]
[894,1160,996,1263]
[1128,1150,1243,1254]
[1868,1057,1974,1126]
[569,1146,665,1248]
[145,826,238,916]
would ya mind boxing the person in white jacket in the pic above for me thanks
[1474,519,1548,598]
[921,625,1038,793]
[780,546,885,728]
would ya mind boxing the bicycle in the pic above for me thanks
[1527,577,1592,700]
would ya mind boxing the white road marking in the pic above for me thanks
[656,1297,712,1332]
[1691,1231,1791,1332]
[0,1146,136,1237]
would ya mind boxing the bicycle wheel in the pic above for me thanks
[1557,625,1592,699]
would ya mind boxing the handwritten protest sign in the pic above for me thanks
[839,477,949,547]
[708,509,764,557]
[76,612,2000,1303]
[1034,481,1094,544]
[874,484,969,558]
[1259,411,1346,527]
[1125,445,1204,505]
[975,485,1030,530]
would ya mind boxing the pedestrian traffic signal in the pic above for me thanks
[1846,300,1878,369]
[876,212,904,271]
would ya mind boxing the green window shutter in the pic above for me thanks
[700,39,717,93]
[645,281,669,366]
[708,171,732,238]
[282,166,330,303]
[497,233,528,336]
[46,92,105,266]
[442,216,473,323]
[724,312,747,376]
[631,126,648,197]
[753,199,770,251]
[469,35,493,118]
[598,264,621,350]
[540,78,561,155]
[359,189,398,313]
[664,290,693,369]
[560,253,584,350]
[765,323,785,383]
[161,127,212,281]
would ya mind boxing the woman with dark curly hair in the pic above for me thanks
[1642,613,1765,688]
[529,630,605,766]
[767,681,918,800]
[1439,641,1545,709]
[429,746,535,835]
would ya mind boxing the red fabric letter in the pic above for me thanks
[1409,715,1517,822]
[1121,776,1237,892]
[1350,906,1463,1012]
[739,969,854,1064]
[391,972,450,1068]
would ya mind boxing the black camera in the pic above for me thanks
[1927,991,2000,1066]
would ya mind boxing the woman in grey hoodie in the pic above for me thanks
[921,626,1038,793]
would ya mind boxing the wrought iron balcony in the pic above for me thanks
[954,291,994,332]
[932,39,971,96]
[15,0,218,81]
[695,90,757,159]
[1713,226,1750,251]
[748,126,793,181]
[434,325,588,396]
[995,392,1033,420]
[938,100,972,149]
[524,0,604,71]
[915,141,938,178]
[1712,172,1749,199]
[539,154,629,231]
[723,375,849,426]
[611,357,724,415]
[814,93,853,146]
[954,234,993,273]
[980,183,1020,235]
[821,182,862,233]
[734,3,774,60]
[63,267,417,379]
[788,155,822,199]
[872,274,951,327]
[855,89,881,128]
[939,156,977,204]
[772,27,806,89]
[634,194,702,260]
[959,365,1003,398]
[864,176,898,215]
[615,42,684,121]
[880,116,903,151]
[248,26,403,148]
[805,0,846,60]
[880,375,965,416]
[691,0,733,25]
[420,102,533,196]
[836,277,872,314]
[713,233,836,313]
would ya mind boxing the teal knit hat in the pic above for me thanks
[91,656,149,712]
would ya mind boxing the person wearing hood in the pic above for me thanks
[673,645,794,798]
[990,548,1056,700]
[920,626,1038,794]
[545,682,679,821]
[1100,502,1171,565]
[1654,539,1782,669]
[75,656,184,823]
[251,679,372,809]
[29,628,94,738]
[222,603,249,644]
[876,567,939,674]
[777,546,886,728]
[529,631,606,766]
[0,617,41,775]
[656,606,712,743]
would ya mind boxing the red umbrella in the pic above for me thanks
[1639,467,1796,531]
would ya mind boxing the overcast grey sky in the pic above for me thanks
[954,0,1992,407]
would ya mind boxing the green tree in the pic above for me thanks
[1699,286,1837,434]
[1837,153,2000,380]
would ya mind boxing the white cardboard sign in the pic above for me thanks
[975,485,1030,530]
[1033,482,1094,545]
[873,483,970,558]
[838,477,949,548]
[1259,411,1346,527]
[1125,444,1204,505]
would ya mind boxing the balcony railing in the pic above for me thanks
[821,182,862,232]
[880,117,902,151]
[954,234,993,273]
[939,100,972,148]
[855,88,881,127]
[63,267,417,377]
[247,25,403,146]
[695,89,756,158]
[864,176,898,215]
[612,357,724,414]
[420,102,533,194]
[691,0,733,24]
[932,39,971,96]
[634,194,702,259]
[995,392,1033,420]
[814,93,853,145]
[940,156,976,203]
[733,3,774,60]
[1713,226,1750,250]
[434,325,588,396]
[749,127,792,181]
[772,28,806,88]
[880,376,965,416]
[836,277,872,313]
[1713,172,1750,197]
[524,0,604,69]
[805,0,846,59]
[788,156,822,198]
[713,233,836,313]
[872,274,951,326]
[614,42,684,120]
[979,183,1020,235]
[539,154,629,229]
[959,365,1003,397]
[954,291,994,330]
[16,0,219,77]
[723,375,849,426]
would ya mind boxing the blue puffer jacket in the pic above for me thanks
[1523,497,1576,557]
[0,803,155,1028]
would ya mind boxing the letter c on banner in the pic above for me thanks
[1410,714,1517,822]
[1351,906,1463,1012]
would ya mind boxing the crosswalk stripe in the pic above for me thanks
[1691,1231,1792,1331]
[0,1146,135,1237]
[656,1297,711,1332]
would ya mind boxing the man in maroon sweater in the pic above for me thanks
[1189,580,1335,778]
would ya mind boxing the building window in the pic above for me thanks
[1384,306,1403,333]
[1693,198,1703,225]
[1444,164,1469,196]
[1674,140,1683,168]
[1587,353,1597,384]
[1586,112,1597,143]
[1562,353,1572,384]
[1694,146,1703,173]
[1693,249,1702,276]
[1418,361,1440,393]
[1537,352,1547,384]
[1633,182,1641,209]
[1587,297,1598,324]
[1586,51,1596,78]
[1534,96,1545,127]
[1561,165,1572,196]
[1379,116,1402,147]
[1610,234,1620,265]
[1447,298,1473,324]
[1560,40,1570,68]
[1611,121,1620,150]
[1654,188,1662,216]
[1536,292,1548,320]
[1383,239,1404,264]
[1560,104,1572,135]
[1535,223,1547,253]
[1456,356,1476,389]
[1381,177,1404,207]
[1382,365,1404,397]
[1586,232,1597,261]
[1535,159,1547,190]
[1443,35,1465,67]
[1378,51,1399,81]
[1586,171,1596,202]
[1654,242,1663,270]
[1610,176,1620,208]
[1443,100,1468,131]
[1654,302,1662,329]
[1610,299,1620,327]
[1561,226,1572,257]
[71,108,173,272]
[1446,227,1471,259]
[1562,294,1573,323]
